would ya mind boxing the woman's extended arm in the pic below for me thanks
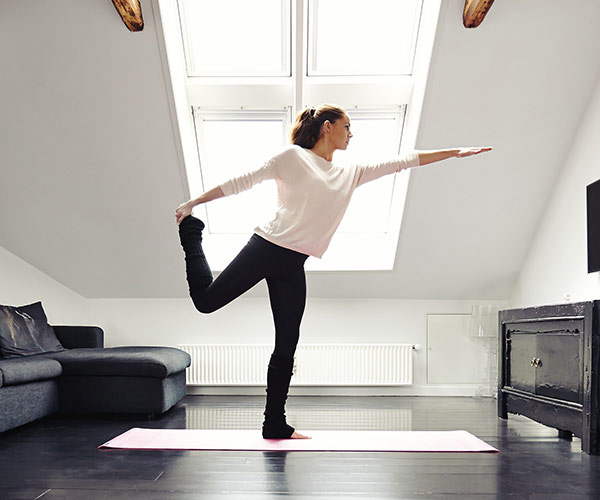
[175,185,225,225]
[416,147,492,166]
[355,146,492,187]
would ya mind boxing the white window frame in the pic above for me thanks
[152,0,442,271]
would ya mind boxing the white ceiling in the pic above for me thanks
[1,0,600,300]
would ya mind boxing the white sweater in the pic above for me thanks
[219,145,420,258]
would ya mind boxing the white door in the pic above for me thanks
[427,314,486,385]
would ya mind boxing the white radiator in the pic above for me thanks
[177,344,414,386]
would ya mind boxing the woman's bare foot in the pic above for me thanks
[291,430,311,439]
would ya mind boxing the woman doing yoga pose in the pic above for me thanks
[175,104,491,439]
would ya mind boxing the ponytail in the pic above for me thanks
[290,104,347,149]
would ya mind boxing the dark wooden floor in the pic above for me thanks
[1,395,599,499]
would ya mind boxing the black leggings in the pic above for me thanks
[179,217,308,437]
[182,222,309,359]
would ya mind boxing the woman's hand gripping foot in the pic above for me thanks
[175,201,194,225]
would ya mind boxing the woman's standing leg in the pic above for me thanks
[262,257,308,438]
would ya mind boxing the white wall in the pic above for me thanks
[1,243,506,396]
[88,296,507,396]
[510,75,600,308]
[0,246,90,325]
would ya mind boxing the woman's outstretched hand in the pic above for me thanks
[175,201,194,225]
[416,147,492,166]
[456,147,493,158]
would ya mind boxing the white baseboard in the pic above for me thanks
[185,385,496,397]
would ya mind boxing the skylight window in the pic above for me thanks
[193,110,287,233]
[335,109,405,235]
[155,0,440,271]
[308,0,421,76]
[179,0,291,76]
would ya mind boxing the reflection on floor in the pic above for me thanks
[184,404,412,431]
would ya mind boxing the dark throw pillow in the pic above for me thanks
[0,302,65,358]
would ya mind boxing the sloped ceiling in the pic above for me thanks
[1,0,600,300]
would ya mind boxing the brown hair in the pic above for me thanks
[290,104,347,149]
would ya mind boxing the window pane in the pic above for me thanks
[308,0,422,76]
[180,0,290,76]
[195,112,286,233]
[333,111,404,233]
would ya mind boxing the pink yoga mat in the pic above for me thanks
[99,428,498,453]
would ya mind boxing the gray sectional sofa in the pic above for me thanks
[0,325,191,433]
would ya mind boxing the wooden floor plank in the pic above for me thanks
[1,396,600,499]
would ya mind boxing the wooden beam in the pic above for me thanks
[463,0,496,28]
[112,0,144,32]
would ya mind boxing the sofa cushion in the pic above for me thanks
[0,357,63,387]
[44,346,191,378]
[0,302,65,358]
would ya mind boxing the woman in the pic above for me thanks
[175,104,491,439]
